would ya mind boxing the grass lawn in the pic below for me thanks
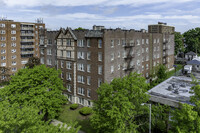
[166,64,183,78]
[58,104,96,133]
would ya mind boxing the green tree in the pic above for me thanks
[170,104,198,133]
[151,104,170,133]
[74,27,85,30]
[183,28,200,54]
[0,100,80,133]
[25,57,41,68]
[174,32,185,55]
[91,73,149,133]
[0,65,67,120]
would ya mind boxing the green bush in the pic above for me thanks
[79,107,92,116]
[70,104,79,110]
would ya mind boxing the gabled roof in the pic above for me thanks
[55,27,77,40]
[185,51,197,56]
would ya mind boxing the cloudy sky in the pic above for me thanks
[1,0,200,33]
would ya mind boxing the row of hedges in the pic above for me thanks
[70,104,92,116]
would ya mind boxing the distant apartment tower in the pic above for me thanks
[40,30,58,68]
[55,23,175,106]
[0,18,45,81]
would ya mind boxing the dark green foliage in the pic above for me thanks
[74,27,85,30]
[25,56,41,68]
[70,104,79,110]
[91,73,149,133]
[183,28,200,54]
[174,32,185,55]
[79,107,92,116]
[0,101,80,133]
[0,65,67,120]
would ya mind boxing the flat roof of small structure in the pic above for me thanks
[148,76,195,108]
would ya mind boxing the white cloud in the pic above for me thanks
[2,0,196,7]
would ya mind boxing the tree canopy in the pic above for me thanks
[0,65,67,120]
[183,27,200,54]
[25,56,41,68]
[91,73,149,133]
[174,32,185,55]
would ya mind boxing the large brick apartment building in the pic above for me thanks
[54,22,175,106]
[0,18,45,81]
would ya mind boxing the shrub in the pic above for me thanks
[79,107,92,116]
[70,104,79,110]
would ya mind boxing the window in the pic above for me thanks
[11,49,16,53]
[122,39,126,46]
[67,84,72,92]
[79,97,84,105]
[157,38,160,43]
[117,39,120,45]
[142,57,144,62]
[142,48,144,53]
[11,67,17,72]
[111,53,114,61]
[77,52,85,59]
[153,61,156,66]
[137,39,140,45]
[66,51,71,58]
[87,89,91,97]
[154,39,156,44]
[12,55,16,59]
[118,51,120,58]
[1,63,6,67]
[98,78,102,87]
[111,40,114,48]
[98,39,102,48]
[98,52,102,61]
[11,30,16,34]
[11,24,16,28]
[87,39,90,47]
[137,60,140,66]
[142,65,144,71]
[146,72,149,78]
[1,43,6,47]
[123,51,126,58]
[40,58,44,64]
[157,46,159,51]
[78,75,84,83]
[1,37,6,41]
[98,65,102,75]
[0,30,5,34]
[87,76,91,85]
[1,50,6,54]
[66,73,72,81]
[87,64,91,72]
[1,75,6,80]
[61,72,64,79]
[1,56,6,60]
[157,54,160,58]
[146,39,149,44]
[116,64,120,70]
[12,61,16,66]
[11,37,16,41]
[111,65,114,73]
[78,40,84,47]
[66,62,72,69]
[87,52,91,60]
[61,61,64,68]
[66,39,71,46]
[146,64,149,70]
[47,49,52,55]
[142,39,144,44]
[11,43,16,47]
[47,59,52,65]
[48,39,52,45]
[146,47,149,53]
[154,47,156,52]
[0,23,5,27]
[78,63,84,71]
[41,49,44,55]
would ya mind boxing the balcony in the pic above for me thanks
[21,27,34,30]
[21,51,35,54]
[124,65,135,71]
[124,43,135,48]
[21,33,35,36]
[21,45,35,48]
[21,39,35,42]
[163,40,168,44]
[57,56,75,61]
